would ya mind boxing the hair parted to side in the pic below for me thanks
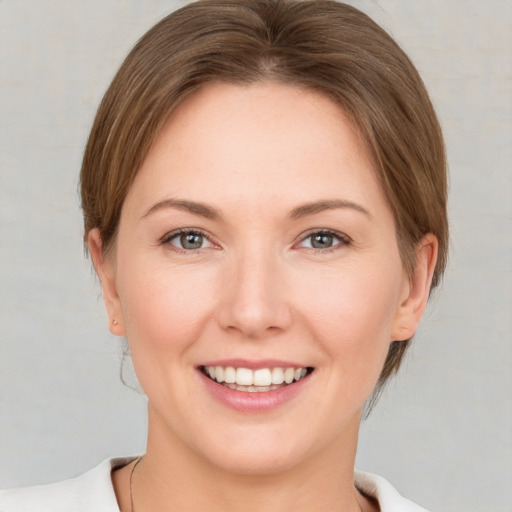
[80,0,448,403]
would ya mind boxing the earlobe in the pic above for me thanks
[391,234,438,341]
[87,229,126,337]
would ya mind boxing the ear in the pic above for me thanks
[391,234,438,341]
[87,229,126,337]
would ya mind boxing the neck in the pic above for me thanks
[129,406,365,512]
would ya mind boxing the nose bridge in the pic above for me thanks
[217,242,291,338]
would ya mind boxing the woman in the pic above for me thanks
[0,0,447,511]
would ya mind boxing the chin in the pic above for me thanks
[179,421,310,476]
[204,442,303,476]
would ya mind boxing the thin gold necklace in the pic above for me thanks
[129,456,143,512]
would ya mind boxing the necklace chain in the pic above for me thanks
[129,456,143,512]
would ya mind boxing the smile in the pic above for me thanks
[200,365,313,392]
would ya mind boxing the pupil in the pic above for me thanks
[312,233,332,249]
[181,233,202,249]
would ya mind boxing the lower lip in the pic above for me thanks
[199,371,311,413]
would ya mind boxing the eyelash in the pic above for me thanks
[296,229,351,252]
[161,228,215,254]
[160,228,351,254]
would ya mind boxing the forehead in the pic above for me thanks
[164,81,368,160]
[124,81,387,219]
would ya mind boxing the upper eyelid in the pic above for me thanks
[160,227,212,243]
[160,228,219,254]
[297,228,351,244]
[293,230,352,253]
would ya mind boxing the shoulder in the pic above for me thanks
[0,457,135,512]
[355,471,430,512]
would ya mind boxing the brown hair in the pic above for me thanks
[81,0,448,399]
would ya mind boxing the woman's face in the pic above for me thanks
[93,82,430,474]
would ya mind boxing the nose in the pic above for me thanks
[215,250,293,339]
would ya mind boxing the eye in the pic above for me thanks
[163,229,214,251]
[298,230,349,250]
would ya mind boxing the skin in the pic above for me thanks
[89,82,437,512]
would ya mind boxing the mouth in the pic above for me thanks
[199,365,314,393]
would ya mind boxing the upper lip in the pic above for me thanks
[198,359,310,370]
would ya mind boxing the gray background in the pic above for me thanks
[1,1,511,511]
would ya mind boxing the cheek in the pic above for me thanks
[116,257,214,354]
[297,259,403,375]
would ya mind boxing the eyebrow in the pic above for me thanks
[289,199,371,219]
[141,199,221,220]
[141,198,370,222]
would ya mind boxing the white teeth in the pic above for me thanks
[237,384,280,392]
[236,367,253,386]
[271,367,284,384]
[284,367,295,384]
[253,368,272,386]
[215,366,224,383]
[203,365,310,390]
[224,366,236,384]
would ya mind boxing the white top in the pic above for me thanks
[0,457,429,512]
